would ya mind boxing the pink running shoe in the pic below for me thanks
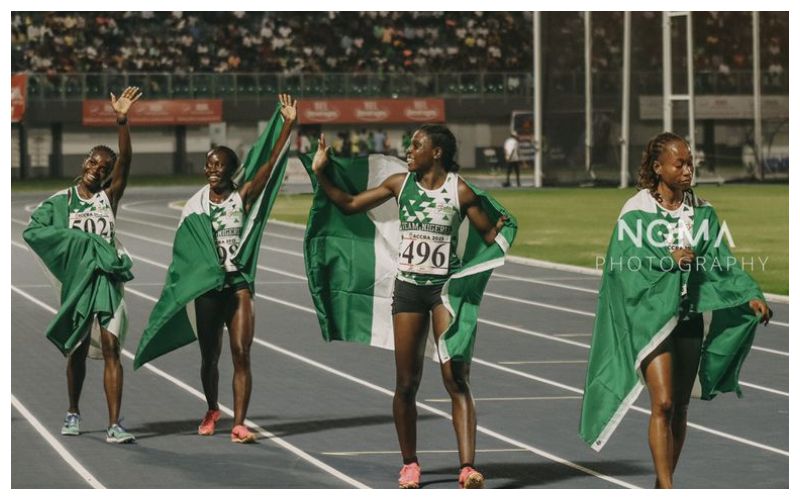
[458,466,484,489]
[230,424,256,443]
[198,409,221,436]
[398,462,421,489]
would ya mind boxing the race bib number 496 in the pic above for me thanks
[397,231,450,275]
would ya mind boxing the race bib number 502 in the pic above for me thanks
[398,231,450,275]
[69,211,113,243]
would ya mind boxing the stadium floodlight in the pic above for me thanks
[620,11,631,189]
[752,11,764,180]
[662,12,696,158]
[585,12,595,181]
[533,11,542,188]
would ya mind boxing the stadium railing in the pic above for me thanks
[22,70,787,102]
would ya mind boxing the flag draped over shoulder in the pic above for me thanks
[23,190,133,356]
[299,153,517,363]
[579,189,765,451]
[134,108,290,369]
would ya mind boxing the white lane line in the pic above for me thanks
[251,340,639,489]
[503,255,789,304]
[118,205,305,242]
[770,320,789,327]
[10,394,106,489]
[12,237,791,397]
[492,272,598,294]
[750,346,789,357]
[97,286,639,488]
[738,382,789,397]
[323,448,527,456]
[113,284,636,488]
[124,350,369,489]
[483,291,596,317]
[125,249,789,459]
[120,201,187,220]
[471,359,789,457]
[478,318,592,349]
[554,333,592,338]
[117,217,306,258]
[130,249,793,401]
[425,396,581,402]
[499,360,587,365]
[18,238,790,475]
[505,255,603,276]
[483,290,790,352]
[10,285,369,490]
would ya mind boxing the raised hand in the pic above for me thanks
[312,133,331,175]
[110,86,143,118]
[279,93,297,123]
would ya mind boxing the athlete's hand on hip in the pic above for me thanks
[312,134,331,175]
[495,215,508,232]
[749,299,771,325]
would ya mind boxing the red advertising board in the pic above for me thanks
[83,99,223,126]
[299,99,445,124]
[11,74,27,123]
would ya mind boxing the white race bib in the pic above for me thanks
[397,230,451,276]
[215,227,241,272]
[69,210,114,244]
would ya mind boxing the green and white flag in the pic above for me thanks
[299,153,517,363]
[134,107,290,369]
[23,190,133,357]
[579,189,765,451]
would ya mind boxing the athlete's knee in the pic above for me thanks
[67,352,87,367]
[673,402,689,419]
[395,375,422,401]
[443,373,470,396]
[101,340,120,361]
[201,353,220,370]
[230,342,251,367]
[651,396,674,419]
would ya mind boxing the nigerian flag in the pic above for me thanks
[23,190,133,357]
[134,107,291,369]
[299,153,517,363]
[579,189,766,451]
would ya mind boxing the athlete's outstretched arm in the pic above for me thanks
[312,133,404,214]
[240,94,297,212]
[106,86,142,210]
[458,180,507,245]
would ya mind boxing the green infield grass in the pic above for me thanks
[268,185,788,295]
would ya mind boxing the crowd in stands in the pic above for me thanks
[11,12,531,75]
[11,11,788,93]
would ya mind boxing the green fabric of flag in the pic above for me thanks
[23,190,133,356]
[134,107,290,369]
[299,153,517,363]
[579,189,765,451]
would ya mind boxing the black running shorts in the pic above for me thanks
[391,278,444,315]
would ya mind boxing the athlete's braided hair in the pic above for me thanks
[207,146,239,174]
[417,124,460,172]
[637,132,686,197]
